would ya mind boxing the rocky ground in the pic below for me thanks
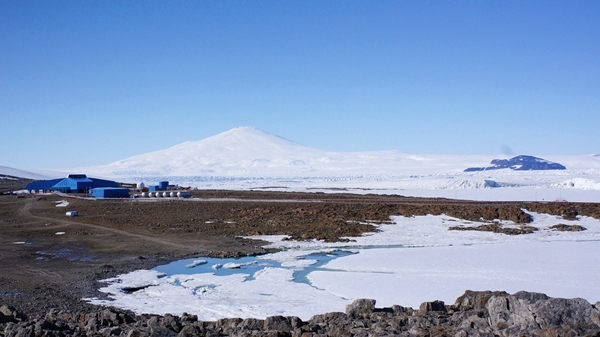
[2,290,599,336]
[1,190,600,336]
[0,176,31,195]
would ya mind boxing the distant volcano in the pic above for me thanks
[464,155,566,172]
[77,126,406,177]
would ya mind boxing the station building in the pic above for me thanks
[25,174,119,193]
[90,187,129,198]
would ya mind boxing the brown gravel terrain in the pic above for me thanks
[1,190,599,318]
[0,176,31,194]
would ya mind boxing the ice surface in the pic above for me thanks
[222,261,257,269]
[185,260,207,268]
[87,211,600,320]
[308,241,600,308]
[87,267,347,320]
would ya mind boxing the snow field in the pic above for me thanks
[86,210,600,320]
[308,241,600,309]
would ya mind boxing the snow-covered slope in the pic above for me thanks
[0,165,48,180]
[80,127,495,177]
[76,127,600,194]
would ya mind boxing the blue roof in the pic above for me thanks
[25,175,118,192]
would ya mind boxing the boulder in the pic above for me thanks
[419,300,447,314]
[263,315,292,331]
[346,299,376,317]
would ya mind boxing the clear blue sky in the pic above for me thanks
[2,1,599,170]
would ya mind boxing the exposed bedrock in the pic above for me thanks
[2,290,600,336]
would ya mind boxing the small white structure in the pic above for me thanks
[66,211,78,217]
[137,182,146,190]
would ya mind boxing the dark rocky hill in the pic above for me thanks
[465,155,566,172]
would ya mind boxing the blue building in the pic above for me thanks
[25,174,119,193]
[24,178,64,191]
[90,187,129,198]
[148,181,169,192]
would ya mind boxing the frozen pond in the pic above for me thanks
[153,250,355,285]
[86,211,600,320]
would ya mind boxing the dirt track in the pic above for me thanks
[1,190,599,316]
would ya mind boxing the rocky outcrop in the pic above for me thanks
[465,155,567,172]
[449,222,539,235]
[549,223,587,231]
[2,290,600,336]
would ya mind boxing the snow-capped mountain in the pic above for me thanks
[0,165,49,180]
[80,127,489,177]
[75,127,600,196]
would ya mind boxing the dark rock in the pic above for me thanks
[419,300,447,314]
[162,313,182,333]
[99,326,122,336]
[125,329,144,337]
[13,324,35,337]
[346,299,376,317]
[177,325,202,337]
[562,207,579,220]
[99,308,121,326]
[465,155,566,172]
[550,223,587,231]
[216,317,242,334]
[149,325,177,337]
[179,312,197,326]
[449,222,538,235]
[512,290,550,302]
[240,317,264,330]
[0,312,13,324]
[0,305,25,324]
[264,315,292,331]
[288,316,303,329]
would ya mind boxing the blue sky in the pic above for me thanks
[2,1,599,169]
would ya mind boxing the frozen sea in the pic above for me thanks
[86,209,600,320]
